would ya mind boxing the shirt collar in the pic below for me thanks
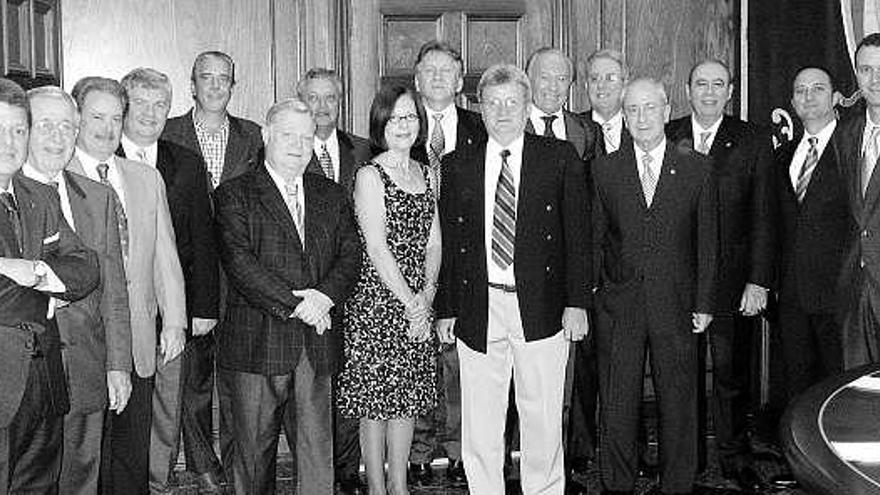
[593,109,623,127]
[264,161,303,193]
[120,134,158,164]
[802,119,836,144]
[691,114,723,135]
[531,105,564,123]
[634,138,666,164]
[22,162,63,184]
[487,134,525,164]
[193,111,229,134]
[315,128,339,149]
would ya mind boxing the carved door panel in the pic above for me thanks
[345,0,558,135]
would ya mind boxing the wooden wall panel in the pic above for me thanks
[61,0,272,123]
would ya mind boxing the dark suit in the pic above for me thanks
[774,128,853,403]
[117,139,221,482]
[592,142,717,493]
[162,109,263,186]
[214,164,360,493]
[409,104,486,467]
[580,110,633,154]
[834,105,880,367]
[0,173,99,494]
[305,129,371,191]
[303,128,370,483]
[46,171,132,494]
[666,115,775,473]
[526,110,604,165]
[161,110,262,480]
[436,134,589,491]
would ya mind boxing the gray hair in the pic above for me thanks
[621,77,668,105]
[526,47,574,81]
[120,67,173,102]
[26,85,79,117]
[295,68,343,99]
[265,97,313,128]
[477,64,532,103]
[586,49,629,81]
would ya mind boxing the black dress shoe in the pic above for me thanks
[408,462,433,486]
[446,458,467,485]
[734,466,765,494]
[195,471,222,493]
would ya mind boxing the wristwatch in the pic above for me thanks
[32,260,48,288]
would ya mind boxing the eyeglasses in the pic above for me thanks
[482,97,524,112]
[387,113,419,125]
[587,73,622,85]
[32,120,76,138]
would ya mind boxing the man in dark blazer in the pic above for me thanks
[593,78,717,495]
[160,51,263,482]
[214,98,360,494]
[775,67,852,410]
[0,78,100,494]
[296,67,370,493]
[582,49,632,154]
[409,39,486,487]
[22,85,132,495]
[835,33,880,368]
[666,59,775,487]
[526,47,603,164]
[435,64,589,494]
[117,67,221,492]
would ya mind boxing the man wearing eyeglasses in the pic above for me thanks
[436,64,589,495]
[583,49,632,154]
[665,59,775,492]
[409,39,486,488]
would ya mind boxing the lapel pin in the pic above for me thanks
[670,169,676,175]
[725,142,732,148]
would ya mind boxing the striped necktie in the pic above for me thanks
[284,182,304,246]
[97,163,129,259]
[318,144,334,180]
[491,149,516,269]
[697,131,712,155]
[0,191,22,256]
[795,137,818,202]
[863,126,880,196]
[429,113,445,197]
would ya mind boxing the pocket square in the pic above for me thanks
[43,232,60,245]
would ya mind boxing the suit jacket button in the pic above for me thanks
[546,234,552,241]
[863,230,869,238]
[462,279,469,285]
[861,259,866,268]
[457,216,464,223]
[546,204,553,211]
[460,247,466,253]
[546,266,551,272]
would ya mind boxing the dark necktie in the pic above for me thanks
[491,149,516,269]
[0,191,22,257]
[795,137,818,202]
[97,163,129,259]
[541,115,558,139]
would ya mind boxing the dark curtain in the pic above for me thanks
[748,1,856,142]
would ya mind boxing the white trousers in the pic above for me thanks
[458,289,569,495]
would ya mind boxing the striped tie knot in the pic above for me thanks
[491,149,516,269]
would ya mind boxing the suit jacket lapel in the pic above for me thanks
[708,116,732,156]
[564,111,587,157]
[620,145,648,210]
[255,166,303,249]
[525,119,536,135]
[464,143,486,247]
[777,142,798,202]
[156,141,172,178]
[64,172,95,236]
[12,176,43,258]
[648,142,678,211]
[337,130,356,188]
[303,176,329,265]
[223,116,248,183]
[456,107,481,148]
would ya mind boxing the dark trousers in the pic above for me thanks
[410,343,462,464]
[101,372,153,495]
[567,331,598,465]
[334,381,361,481]
[0,359,63,495]
[842,287,880,369]
[597,305,698,494]
[60,409,104,494]
[180,334,223,477]
[221,353,333,495]
[778,302,842,402]
[705,315,755,473]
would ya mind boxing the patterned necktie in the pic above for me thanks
[284,182,304,246]
[491,149,516,269]
[97,163,129,259]
[795,137,818,202]
[429,114,445,197]
[602,122,616,152]
[697,131,712,155]
[318,144,334,180]
[863,126,880,196]
[0,191,22,256]
[542,115,558,138]
[640,153,658,207]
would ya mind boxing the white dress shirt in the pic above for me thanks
[265,162,305,242]
[592,110,624,152]
[314,129,341,183]
[484,135,524,286]
[120,134,158,168]
[529,106,567,140]
[425,102,459,156]
[789,119,836,189]
[75,149,127,215]
[635,138,667,182]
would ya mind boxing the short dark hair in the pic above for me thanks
[296,68,343,98]
[857,33,880,60]
[414,40,464,73]
[792,65,835,90]
[190,51,236,86]
[687,59,734,86]
[368,83,426,151]
[0,78,30,125]
[71,77,128,115]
